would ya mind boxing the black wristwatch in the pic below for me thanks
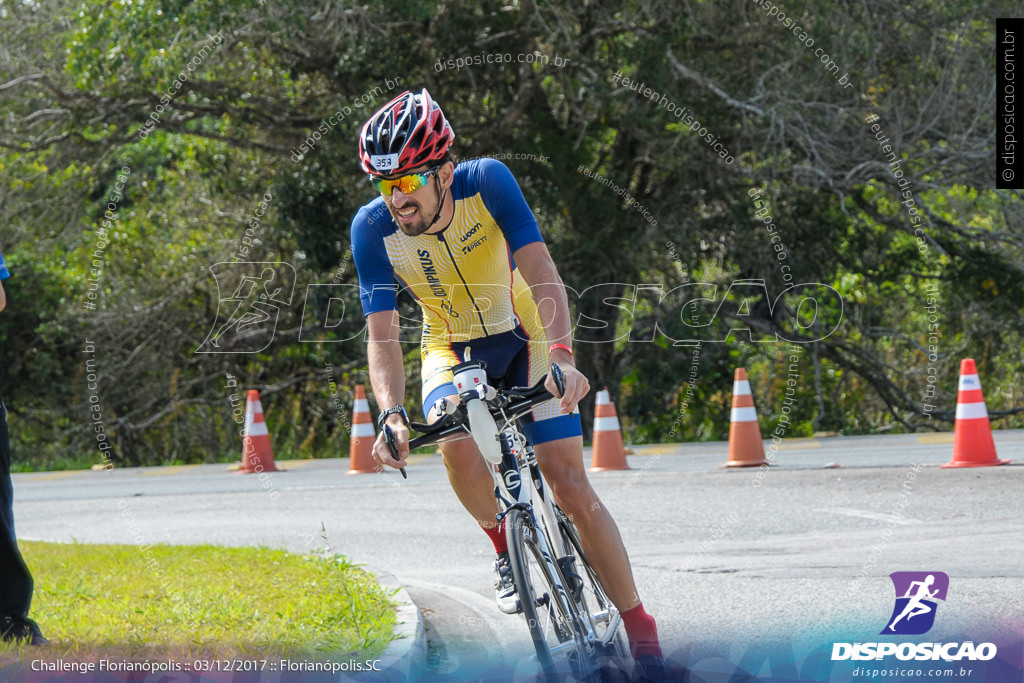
[377,405,409,430]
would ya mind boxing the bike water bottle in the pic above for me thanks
[452,360,502,464]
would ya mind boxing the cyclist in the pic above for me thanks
[350,89,662,667]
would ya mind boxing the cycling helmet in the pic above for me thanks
[359,89,455,176]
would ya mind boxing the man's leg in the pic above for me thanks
[533,435,661,659]
[0,393,41,643]
[438,430,501,529]
[435,408,521,613]
[532,435,637,610]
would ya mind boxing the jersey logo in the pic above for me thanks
[460,236,488,255]
[459,223,484,242]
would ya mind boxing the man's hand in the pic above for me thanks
[546,362,590,414]
[372,417,409,471]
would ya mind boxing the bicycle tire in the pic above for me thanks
[505,507,590,676]
[557,511,630,662]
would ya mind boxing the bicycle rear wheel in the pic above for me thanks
[557,510,630,662]
[505,507,590,677]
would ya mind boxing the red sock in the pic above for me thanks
[621,603,662,658]
[480,521,507,554]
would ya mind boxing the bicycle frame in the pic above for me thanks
[387,360,623,672]
[447,361,601,658]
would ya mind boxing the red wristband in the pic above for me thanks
[548,343,573,356]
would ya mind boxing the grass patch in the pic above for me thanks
[0,541,398,664]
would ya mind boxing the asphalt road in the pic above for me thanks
[12,430,1024,681]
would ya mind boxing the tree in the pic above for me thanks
[0,0,1019,467]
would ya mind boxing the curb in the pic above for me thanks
[373,568,426,679]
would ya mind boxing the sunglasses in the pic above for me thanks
[372,167,440,196]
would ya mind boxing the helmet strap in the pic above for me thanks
[427,173,449,229]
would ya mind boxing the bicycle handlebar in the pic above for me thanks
[384,364,566,460]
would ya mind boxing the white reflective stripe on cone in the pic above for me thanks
[246,421,269,437]
[352,422,376,437]
[730,406,759,423]
[955,402,989,420]
[958,374,981,391]
[595,390,611,405]
[593,416,621,431]
[733,379,752,395]
[958,374,983,389]
[354,398,370,413]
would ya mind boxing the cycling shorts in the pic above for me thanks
[420,325,582,445]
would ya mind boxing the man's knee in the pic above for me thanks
[440,436,480,469]
[536,439,597,515]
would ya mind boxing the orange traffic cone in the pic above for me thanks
[590,389,630,472]
[942,359,1010,468]
[239,390,279,473]
[348,384,381,475]
[724,368,769,468]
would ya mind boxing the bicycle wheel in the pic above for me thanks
[557,510,630,662]
[505,507,590,676]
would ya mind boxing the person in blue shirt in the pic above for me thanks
[0,248,47,645]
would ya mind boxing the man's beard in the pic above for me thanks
[388,202,433,236]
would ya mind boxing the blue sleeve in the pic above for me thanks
[0,250,9,280]
[471,159,544,252]
[350,201,398,315]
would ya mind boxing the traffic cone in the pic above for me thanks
[348,384,381,475]
[590,389,630,472]
[942,359,1010,468]
[239,390,279,473]
[724,368,769,468]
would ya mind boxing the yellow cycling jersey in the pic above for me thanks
[352,158,545,344]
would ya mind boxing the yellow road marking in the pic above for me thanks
[23,471,84,482]
[275,459,318,470]
[139,465,203,477]
[917,433,954,444]
[629,445,683,456]
[406,453,436,466]
[777,438,821,450]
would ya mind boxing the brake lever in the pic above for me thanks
[550,362,565,398]
[382,424,408,479]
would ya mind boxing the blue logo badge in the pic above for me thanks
[882,572,949,635]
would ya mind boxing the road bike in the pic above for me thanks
[384,359,630,678]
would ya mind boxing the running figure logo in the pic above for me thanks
[196,262,296,354]
[882,571,949,635]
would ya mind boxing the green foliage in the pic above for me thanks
[0,0,1021,469]
[1,541,396,660]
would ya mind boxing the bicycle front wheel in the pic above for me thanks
[505,507,590,676]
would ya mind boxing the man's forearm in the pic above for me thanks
[367,339,406,412]
[0,282,6,313]
[529,279,574,350]
[511,242,575,354]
